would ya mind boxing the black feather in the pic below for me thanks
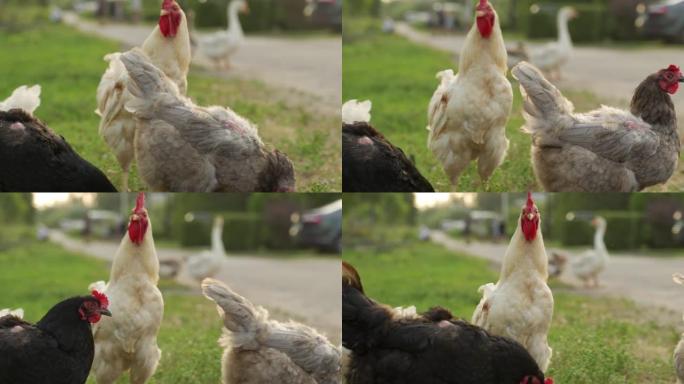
[0,109,116,192]
[343,123,434,192]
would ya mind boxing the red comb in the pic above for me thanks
[477,0,489,8]
[91,290,109,309]
[668,64,681,73]
[135,192,145,213]
[162,0,174,6]
[526,191,534,207]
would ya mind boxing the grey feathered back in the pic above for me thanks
[201,278,340,384]
[120,50,262,160]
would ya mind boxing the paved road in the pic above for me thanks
[63,13,341,109]
[50,231,341,344]
[430,230,684,320]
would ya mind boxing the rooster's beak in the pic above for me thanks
[160,9,170,16]
[99,308,112,317]
[679,75,684,83]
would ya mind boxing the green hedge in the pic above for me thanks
[144,0,315,31]
[557,212,642,250]
[178,212,261,251]
[517,1,607,43]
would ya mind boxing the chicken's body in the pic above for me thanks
[202,278,340,384]
[119,50,295,192]
[343,100,434,192]
[1,86,116,192]
[343,263,550,384]
[0,294,110,384]
[427,0,512,187]
[514,61,682,192]
[472,194,554,372]
[96,0,191,191]
[90,194,163,384]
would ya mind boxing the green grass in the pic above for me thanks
[0,241,223,383]
[344,240,678,382]
[0,23,340,192]
[342,22,602,192]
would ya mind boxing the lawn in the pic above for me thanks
[0,241,224,383]
[342,20,602,192]
[343,240,679,383]
[0,21,340,192]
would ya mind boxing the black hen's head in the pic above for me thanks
[38,291,111,327]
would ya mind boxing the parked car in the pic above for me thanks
[290,199,341,253]
[305,0,341,31]
[638,0,684,42]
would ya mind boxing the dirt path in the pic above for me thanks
[430,230,684,321]
[63,13,341,110]
[395,23,684,190]
[50,231,341,343]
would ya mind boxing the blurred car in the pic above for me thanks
[290,199,341,253]
[638,0,684,42]
[305,0,341,31]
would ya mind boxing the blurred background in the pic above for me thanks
[343,192,684,382]
[343,0,684,192]
[0,193,340,383]
[346,0,682,43]
[0,0,342,192]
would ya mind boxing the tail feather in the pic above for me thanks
[0,85,41,115]
[342,99,372,125]
[426,70,455,137]
[0,308,24,319]
[512,62,574,140]
[119,49,181,120]
[202,278,339,381]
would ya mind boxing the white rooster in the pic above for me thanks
[89,193,164,384]
[427,0,512,189]
[197,0,249,69]
[472,193,554,372]
[96,0,191,191]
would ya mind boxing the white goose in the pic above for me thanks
[570,216,609,287]
[197,0,249,69]
[509,7,577,79]
[186,216,227,281]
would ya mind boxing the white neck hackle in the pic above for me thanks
[499,220,548,280]
[459,7,508,75]
[110,220,159,283]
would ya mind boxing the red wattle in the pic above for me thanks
[128,219,148,245]
[477,15,494,38]
[521,218,538,242]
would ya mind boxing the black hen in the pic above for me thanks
[0,292,111,384]
[342,262,552,384]
[0,109,116,192]
[342,100,434,192]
